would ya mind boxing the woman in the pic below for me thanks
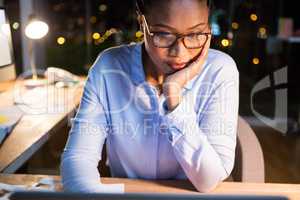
[61,0,239,193]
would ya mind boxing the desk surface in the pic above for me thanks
[0,79,84,173]
[0,174,300,199]
[0,80,15,93]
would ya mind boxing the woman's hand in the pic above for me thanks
[163,36,211,111]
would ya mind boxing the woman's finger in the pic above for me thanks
[192,35,211,67]
[188,35,211,76]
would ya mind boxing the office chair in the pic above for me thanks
[229,116,265,182]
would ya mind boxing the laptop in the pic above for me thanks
[9,192,289,200]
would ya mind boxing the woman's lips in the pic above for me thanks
[166,62,188,70]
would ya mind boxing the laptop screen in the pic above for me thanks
[0,8,13,68]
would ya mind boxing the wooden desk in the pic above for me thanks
[0,174,300,199]
[0,79,85,173]
[0,80,15,93]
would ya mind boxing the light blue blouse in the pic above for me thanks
[61,42,239,192]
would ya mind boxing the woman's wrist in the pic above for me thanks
[163,79,184,111]
[166,99,180,111]
[164,89,182,111]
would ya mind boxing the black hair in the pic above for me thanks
[136,0,213,16]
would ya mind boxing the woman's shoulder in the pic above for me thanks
[204,48,239,79]
[207,49,237,70]
[91,44,139,73]
[85,43,142,86]
[190,48,239,90]
[86,43,141,90]
[95,43,139,67]
[101,43,138,57]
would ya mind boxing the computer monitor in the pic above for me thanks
[9,192,289,200]
[0,7,16,82]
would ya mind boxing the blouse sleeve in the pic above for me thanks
[162,56,239,192]
[60,54,110,192]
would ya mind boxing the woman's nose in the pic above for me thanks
[168,38,187,57]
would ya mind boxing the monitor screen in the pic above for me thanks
[0,8,13,68]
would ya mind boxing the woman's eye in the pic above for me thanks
[190,33,204,39]
[155,32,173,37]
[186,33,198,39]
[154,32,176,40]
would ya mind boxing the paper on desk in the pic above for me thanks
[36,177,125,193]
[0,178,56,192]
[0,177,124,194]
[97,183,124,193]
[0,106,23,144]
[0,178,56,200]
[13,87,49,115]
[13,86,76,115]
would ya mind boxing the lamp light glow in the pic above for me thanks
[25,20,49,39]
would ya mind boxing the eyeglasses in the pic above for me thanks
[141,15,211,49]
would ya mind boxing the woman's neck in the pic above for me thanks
[141,44,165,92]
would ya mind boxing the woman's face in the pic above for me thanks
[143,0,210,75]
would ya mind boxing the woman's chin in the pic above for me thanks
[154,62,184,76]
